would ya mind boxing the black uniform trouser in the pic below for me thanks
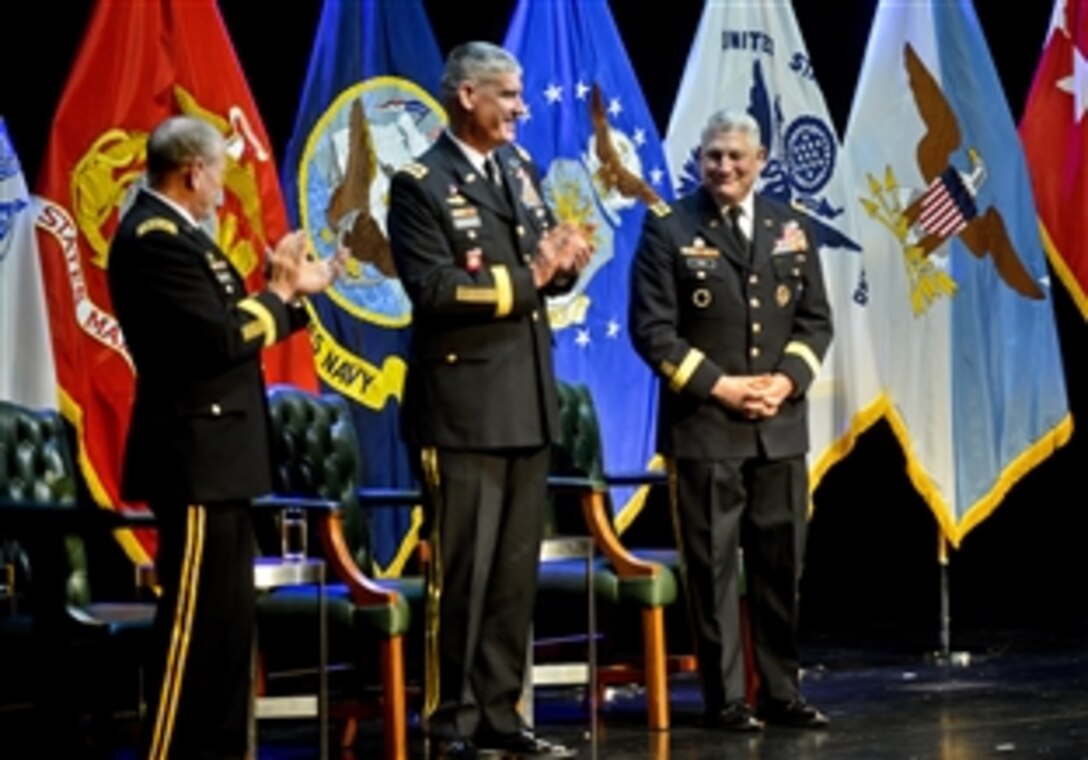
[421,446,550,741]
[670,455,807,709]
[141,500,254,760]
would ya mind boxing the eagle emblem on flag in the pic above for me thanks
[860,43,1044,315]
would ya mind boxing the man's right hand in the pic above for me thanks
[530,222,593,288]
[267,230,341,302]
[711,375,769,418]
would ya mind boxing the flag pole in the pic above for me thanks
[937,530,951,658]
[932,528,970,666]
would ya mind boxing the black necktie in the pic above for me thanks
[484,155,502,188]
[727,205,750,259]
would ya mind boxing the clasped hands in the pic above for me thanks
[530,221,594,288]
[265,230,347,303]
[712,373,795,420]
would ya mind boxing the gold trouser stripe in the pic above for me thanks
[784,340,821,378]
[491,265,513,318]
[420,448,442,722]
[149,505,206,760]
[669,348,705,392]
[238,298,277,347]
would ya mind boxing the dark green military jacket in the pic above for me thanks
[108,190,307,502]
[387,133,570,450]
[630,187,833,460]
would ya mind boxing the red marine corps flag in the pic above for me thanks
[35,0,316,562]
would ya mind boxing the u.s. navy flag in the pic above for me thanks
[664,0,887,495]
[1021,0,1088,319]
[280,0,444,575]
[843,0,1071,545]
[35,0,316,563]
[0,119,56,410]
[503,0,674,531]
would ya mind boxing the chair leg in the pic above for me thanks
[641,607,669,730]
[381,635,408,760]
[339,717,358,749]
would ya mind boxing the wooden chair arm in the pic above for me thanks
[315,511,401,607]
[548,472,665,579]
[579,488,659,579]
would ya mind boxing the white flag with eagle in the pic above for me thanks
[663,0,887,496]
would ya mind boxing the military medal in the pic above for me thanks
[515,166,543,208]
[776,283,791,307]
[464,247,483,273]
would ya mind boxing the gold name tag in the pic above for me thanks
[680,245,720,258]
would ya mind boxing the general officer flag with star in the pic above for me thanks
[1021,0,1088,319]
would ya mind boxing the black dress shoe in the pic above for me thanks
[476,727,577,758]
[430,737,479,759]
[704,700,764,732]
[758,698,830,728]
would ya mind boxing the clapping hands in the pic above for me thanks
[531,221,595,288]
[266,230,347,303]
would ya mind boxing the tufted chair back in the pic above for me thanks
[0,400,77,505]
[548,382,607,537]
[266,385,373,572]
[552,382,606,484]
[0,399,88,608]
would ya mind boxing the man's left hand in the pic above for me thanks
[747,373,794,418]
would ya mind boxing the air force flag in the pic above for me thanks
[503,0,674,529]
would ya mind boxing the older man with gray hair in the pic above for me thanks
[630,108,832,732]
[108,114,336,759]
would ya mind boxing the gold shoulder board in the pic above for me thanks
[649,201,671,218]
[136,217,179,237]
[398,161,429,180]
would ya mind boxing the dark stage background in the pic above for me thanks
[5,1,1085,651]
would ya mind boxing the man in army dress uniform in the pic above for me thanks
[108,115,335,759]
[388,41,591,760]
[630,109,832,732]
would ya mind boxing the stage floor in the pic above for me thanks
[3,623,1085,758]
[270,624,1088,759]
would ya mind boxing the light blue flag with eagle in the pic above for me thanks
[663,0,888,497]
[503,0,674,531]
[843,0,1071,546]
[280,0,445,575]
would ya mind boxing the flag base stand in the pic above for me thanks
[924,649,972,667]
[926,536,973,668]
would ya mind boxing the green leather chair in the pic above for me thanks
[539,382,679,730]
[0,399,155,750]
[256,385,420,760]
